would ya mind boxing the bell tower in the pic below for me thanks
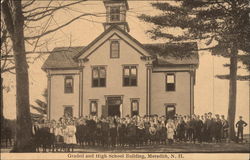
[103,0,130,32]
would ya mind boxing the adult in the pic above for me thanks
[236,116,248,143]
[221,115,229,140]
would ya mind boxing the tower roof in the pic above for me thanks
[103,0,129,10]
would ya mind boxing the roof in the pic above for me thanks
[42,27,199,70]
[41,46,84,70]
[143,42,199,66]
[103,0,129,10]
[74,25,149,59]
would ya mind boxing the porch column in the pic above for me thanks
[47,71,51,120]
[146,64,152,115]
[189,69,195,115]
[79,65,84,117]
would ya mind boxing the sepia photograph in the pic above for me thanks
[1,0,249,160]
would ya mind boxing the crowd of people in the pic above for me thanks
[31,112,248,152]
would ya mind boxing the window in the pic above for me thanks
[131,99,139,117]
[110,41,119,58]
[110,7,120,21]
[166,74,175,91]
[92,66,106,87]
[64,76,73,93]
[90,101,98,116]
[165,104,176,120]
[64,106,73,117]
[123,66,137,86]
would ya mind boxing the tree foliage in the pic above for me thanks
[30,89,48,122]
[139,0,250,141]
[139,0,250,74]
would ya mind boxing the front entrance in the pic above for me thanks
[165,104,176,119]
[107,96,122,117]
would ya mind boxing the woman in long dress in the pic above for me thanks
[166,119,176,144]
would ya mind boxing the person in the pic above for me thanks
[117,118,126,147]
[236,116,248,143]
[127,120,137,147]
[214,114,222,143]
[194,115,203,143]
[189,115,196,143]
[4,126,12,148]
[205,113,213,142]
[166,119,176,144]
[32,121,40,137]
[101,118,109,147]
[159,117,167,144]
[144,116,150,145]
[96,118,103,146]
[149,121,157,144]
[86,115,97,146]
[221,115,229,140]
[65,120,77,152]
[137,117,145,146]
[109,119,117,148]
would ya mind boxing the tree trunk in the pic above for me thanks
[227,43,238,141]
[2,0,33,152]
[1,78,4,129]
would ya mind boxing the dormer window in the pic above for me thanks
[110,7,120,22]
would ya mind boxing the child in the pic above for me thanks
[166,119,176,144]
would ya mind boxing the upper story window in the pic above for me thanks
[131,99,139,117]
[110,7,120,22]
[166,73,175,91]
[64,76,73,93]
[123,65,137,86]
[92,66,106,87]
[110,40,119,58]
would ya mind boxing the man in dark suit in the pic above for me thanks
[205,112,213,142]
[221,115,229,140]
[101,118,109,147]
[214,114,222,142]
[86,115,97,146]
[236,116,248,142]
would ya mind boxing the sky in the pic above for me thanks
[2,1,249,132]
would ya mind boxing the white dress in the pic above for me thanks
[65,125,77,144]
[166,122,176,140]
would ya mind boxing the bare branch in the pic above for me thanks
[22,0,53,13]
[24,0,86,19]
[1,66,15,73]
[25,13,98,40]
[22,0,35,9]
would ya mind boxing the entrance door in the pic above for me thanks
[165,104,176,119]
[107,97,122,117]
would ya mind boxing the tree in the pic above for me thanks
[1,0,98,152]
[30,89,47,122]
[139,0,250,141]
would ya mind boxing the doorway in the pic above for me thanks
[107,97,122,117]
[165,104,176,119]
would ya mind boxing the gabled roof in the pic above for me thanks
[42,26,199,70]
[73,25,150,59]
[41,46,84,70]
